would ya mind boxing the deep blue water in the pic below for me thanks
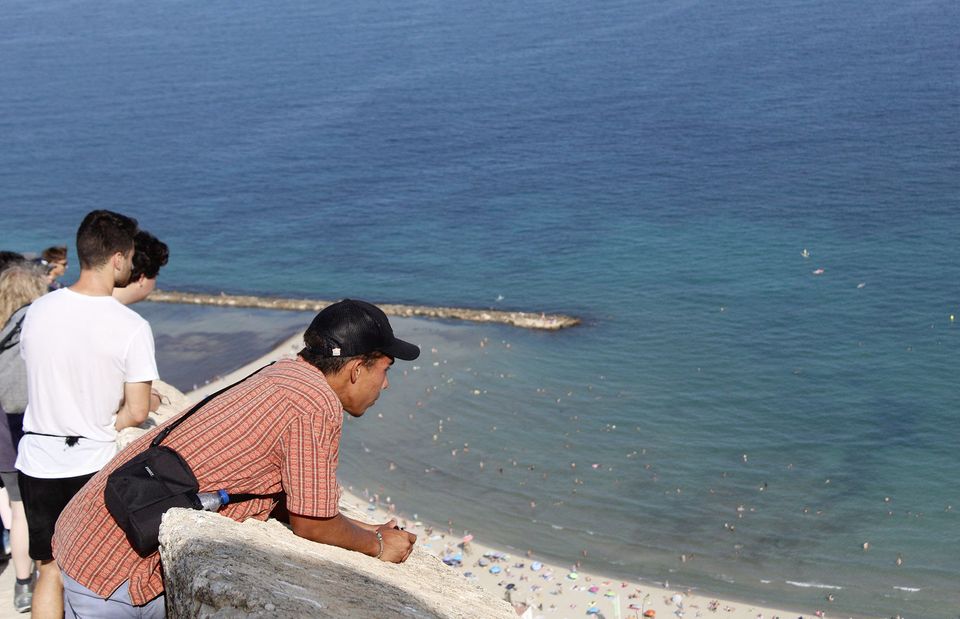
[2,0,958,616]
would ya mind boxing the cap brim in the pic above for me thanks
[380,337,420,361]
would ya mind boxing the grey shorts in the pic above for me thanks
[62,571,166,619]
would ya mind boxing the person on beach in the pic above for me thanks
[0,263,50,613]
[16,210,159,619]
[52,299,420,617]
[111,231,169,306]
[39,246,69,291]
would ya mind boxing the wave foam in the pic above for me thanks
[785,581,843,590]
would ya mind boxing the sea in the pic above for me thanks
[1,0,957,616]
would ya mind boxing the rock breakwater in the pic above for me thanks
[149,290,580,330]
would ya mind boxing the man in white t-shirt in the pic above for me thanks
[17,210,159,619]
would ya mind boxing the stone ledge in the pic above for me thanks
[159,509,518,618]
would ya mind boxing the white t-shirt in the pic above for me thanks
[16,288,159,478]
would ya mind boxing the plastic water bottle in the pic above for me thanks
[196,490,230,512]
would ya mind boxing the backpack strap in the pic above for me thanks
[0,305,30,353]
[151,361,281,506]
[151,361,275,448]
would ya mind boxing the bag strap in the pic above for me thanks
[151,362,275,448]
[0,306,29,353]
[154,362,282,506]
[23,431,83,447]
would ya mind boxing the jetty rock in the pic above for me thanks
[158,508,517,618]
[149,290,580,331]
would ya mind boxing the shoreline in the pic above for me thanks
[149,290,581,331]
[185,333,819,619]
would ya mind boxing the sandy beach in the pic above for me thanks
[185,332,831,619]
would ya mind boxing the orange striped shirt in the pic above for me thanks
[53,357,343,605]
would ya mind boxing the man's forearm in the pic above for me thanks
[289,512,417,563]
[115,381,153,431]
[346,515,380,532]
[290,512,380,557]
[115,404,148,431]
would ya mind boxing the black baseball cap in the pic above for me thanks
[304,299,420,361]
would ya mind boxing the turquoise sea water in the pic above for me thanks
[2,0,958,616]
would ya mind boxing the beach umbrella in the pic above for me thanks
[489,566,502,574]
[586,606,600,615]
[588,585,600,594]
[567,572,579,580]
[531,561,543,571]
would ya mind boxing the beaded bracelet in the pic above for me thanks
[375,529,384,559]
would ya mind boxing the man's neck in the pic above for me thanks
[70,268,116,297]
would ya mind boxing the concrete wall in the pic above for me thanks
[158,508,518,618]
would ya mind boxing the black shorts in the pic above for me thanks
[18,471,95,562]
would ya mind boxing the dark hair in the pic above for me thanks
[131,231,169,280]
[299,345,386,375]
[75,210,139,269]
[41,246,68,264]
[0,251,25,274]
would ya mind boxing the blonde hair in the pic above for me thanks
[0,264,48,328]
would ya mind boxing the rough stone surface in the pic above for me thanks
[159,508,517,619]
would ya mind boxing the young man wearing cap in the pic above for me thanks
[52,299,420,617]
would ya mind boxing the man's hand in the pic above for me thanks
[377,524,417,563]
[149,388,162,412]
[289,512,416,562]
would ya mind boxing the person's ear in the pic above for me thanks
[112,251,125,271]
[349,359,363,383]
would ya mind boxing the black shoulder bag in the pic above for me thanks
[105,363,276,557]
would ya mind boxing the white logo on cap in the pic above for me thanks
[332,347,341,356]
